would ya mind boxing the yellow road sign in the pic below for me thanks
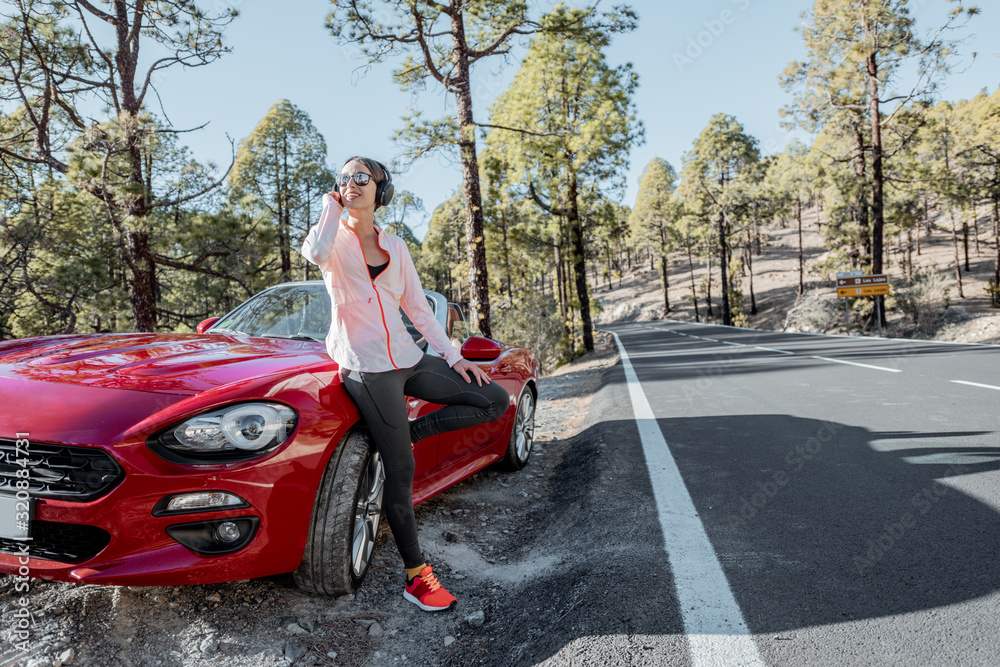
[838,284,890,298]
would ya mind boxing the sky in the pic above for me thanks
[144,0,1000,239]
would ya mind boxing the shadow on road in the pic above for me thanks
[664,412,1000,635]
[454,347,1000,665]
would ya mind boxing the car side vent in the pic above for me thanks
[0,438,124,501]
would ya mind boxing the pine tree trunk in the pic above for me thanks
[951,209,965,298]
[687,235,700,322]
[554,229,567,333]
[127,229,157,331]
[718,210,731,326]
[974,203,981,256]
[994,191,1000,305]
[853,123,871,265]
[660,254,670,314]
[605,240,612,289]
[450,11,491,338]
[917,196,926,256]
[797,197,804,295]
[746,230,757,315]
[568,176,593,353]
[280,134,292,281]
[906,228,913,281]
[705,237,714,317]
[501,211,512,303]
[867,47,886,326]
[962,218,970,271]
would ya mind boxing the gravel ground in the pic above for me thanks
[0,334,618,667]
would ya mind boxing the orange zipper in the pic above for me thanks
[347,225,397,369]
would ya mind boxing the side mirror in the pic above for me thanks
[196,317,221,334]
[460,336,503,361]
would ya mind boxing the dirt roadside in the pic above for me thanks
[0,334,619,667]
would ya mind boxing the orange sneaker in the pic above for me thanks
[403,565,457,612]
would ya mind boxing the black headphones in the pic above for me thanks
[335,159,395,210]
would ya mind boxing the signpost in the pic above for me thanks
[836,274,889,298]
[835,272,887,336]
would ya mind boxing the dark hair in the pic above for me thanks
[339,156,389,185]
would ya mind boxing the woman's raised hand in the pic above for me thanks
[325,190,343,206]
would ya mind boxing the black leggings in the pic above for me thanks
[341,353,510,569]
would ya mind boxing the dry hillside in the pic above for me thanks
[594,207,1000,346]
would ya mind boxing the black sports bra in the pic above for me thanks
[367,261,388,280]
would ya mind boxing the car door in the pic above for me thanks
[434,304,518,470]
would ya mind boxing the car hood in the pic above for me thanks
[0,332,334,395]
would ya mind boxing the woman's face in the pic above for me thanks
[340,160,377,212]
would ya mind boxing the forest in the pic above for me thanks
[1,0,995,371]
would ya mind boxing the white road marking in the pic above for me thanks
[755,346,795,355]
[951,380,1000,391]
[701,337,718,342]
[722,341,744,347]
[811,355,902,373]
[609,332,764,667]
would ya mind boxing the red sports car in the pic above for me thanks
[0,282,537,595]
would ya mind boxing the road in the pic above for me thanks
[601,321,1000,666]
[459,321,1000,667]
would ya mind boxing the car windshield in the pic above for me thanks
[209,283,435,346]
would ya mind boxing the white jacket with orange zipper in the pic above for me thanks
[300,193,463,373]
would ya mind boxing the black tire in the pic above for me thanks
[500,386,535,471]
[293,430,385,595]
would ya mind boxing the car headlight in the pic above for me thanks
[150,402,297,463]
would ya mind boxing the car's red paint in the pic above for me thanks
[0,287,538,587]
[459,336,504,361]
[196,317,221,334]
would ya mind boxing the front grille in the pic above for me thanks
[0,438,124,501]
[0,521,110,563]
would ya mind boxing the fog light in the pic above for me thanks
[152,491,250,517]
[165,517,260,555]
[215,521,241,543]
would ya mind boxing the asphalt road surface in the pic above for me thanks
[577,321,1000,667]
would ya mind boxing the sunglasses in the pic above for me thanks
[337,173,373,188]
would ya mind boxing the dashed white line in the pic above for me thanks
[722,341,744,347]
[701,337,718,342]
[951,380,1000,391]
[609,332,764,667]
[755,346,795,355]
[811,355,901,373]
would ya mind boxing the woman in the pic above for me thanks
[300,156,509,612]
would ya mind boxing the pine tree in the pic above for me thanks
[229,100,334,284]
[630,158,680,315]
[326,0,636,338]
[0,1,240,331]
[483,5,643,353]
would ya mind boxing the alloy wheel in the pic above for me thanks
[351,450,385,577]
[514,392,535,463]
